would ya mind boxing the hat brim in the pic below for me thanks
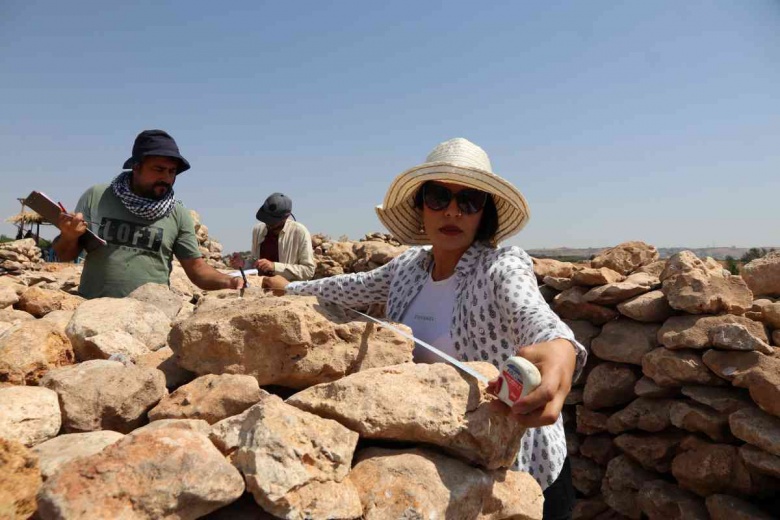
[375,162,530,246]
[122,152,191,174]
[255,209,290,225]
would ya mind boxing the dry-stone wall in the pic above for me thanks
[0,238,43,274]
[541,241,780,520]
[310,232,408,279]
[2,237,779,519]
[190,210,228,269]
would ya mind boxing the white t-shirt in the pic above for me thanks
[401,271,458,363]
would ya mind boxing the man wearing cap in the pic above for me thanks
[53,129,244,298]
[230,193,315,281]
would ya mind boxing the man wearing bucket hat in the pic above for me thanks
[230,192,315,281]
[263,138,585,518]
[53,129,244,298]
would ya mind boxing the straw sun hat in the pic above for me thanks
[375,138,530,245]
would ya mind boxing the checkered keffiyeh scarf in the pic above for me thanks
[110,171,179,220]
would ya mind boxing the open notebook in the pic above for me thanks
[24,191,107,252]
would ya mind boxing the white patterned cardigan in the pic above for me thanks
[287,241,587,489]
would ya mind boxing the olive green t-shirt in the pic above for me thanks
[74,184,202,299]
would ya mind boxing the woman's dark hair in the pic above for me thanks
[414,181,499,243]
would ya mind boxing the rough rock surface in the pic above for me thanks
[40,359,166,433]
[591,319,660,365]
[554,287,620,325]
[705,494,776,520]
[741,251,780,297]
[16,286,84,318]
[661,251,752,315]
[38,428,245,519]
[703,350,780,418]
[127,282,184,320]
[65,297,171,355]
[352,448,487,520]
[617,290,674,323]
[583,272,659,306]
[32,431,124,479]
[614,432,686,473]
[287,362,525,469]
[671,437,774,497]
[583,363,639,409]
[0,438,42,520]
[642,348,724,387]
[709,323,773,355]
[0,320,74,385]
[602,455,659,519]
[169,295,414,389]
[637,480,708,520]
[148,374,263,424]
[233,394,361,520]
[729,407,780,457]
[0,385,61,446]
[572,267,626,287]
[606,398,677,434]
[658,314,768,350]
[591,242,660,276]
[136,345,195,389]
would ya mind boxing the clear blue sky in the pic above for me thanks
[2,1,779,253]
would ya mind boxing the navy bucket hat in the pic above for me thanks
[256,193,293,225]
[122,129,191,174]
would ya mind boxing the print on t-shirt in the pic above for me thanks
[99,217,164,253]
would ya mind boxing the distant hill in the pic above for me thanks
[526,246,779,261]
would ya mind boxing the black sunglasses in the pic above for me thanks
[423,184,488,215]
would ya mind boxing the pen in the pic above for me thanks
[57,201,99,226]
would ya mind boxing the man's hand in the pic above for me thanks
[253,258,275,275]
[228,276,245,290]
[490,339,576,428]
[262,274,289,295]
[180,257,245,291]
[229,253,244,269]
[58,212,87,239]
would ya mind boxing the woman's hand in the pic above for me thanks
[262,274,289,295]
[492,339,576,428]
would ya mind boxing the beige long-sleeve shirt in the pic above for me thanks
[250,219,315,281]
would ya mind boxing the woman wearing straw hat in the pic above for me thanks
[264,138,585,518]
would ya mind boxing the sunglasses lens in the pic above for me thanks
[457,190,488,214]
[423,184,451,211]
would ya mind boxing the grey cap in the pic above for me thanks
[256,193,292,225]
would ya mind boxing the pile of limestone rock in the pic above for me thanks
[191,210,228,269]
[0,276,542,519]
[3,239,780,520]
[535,242,780,520]
[311,232,407,279]
[0,238,43,274]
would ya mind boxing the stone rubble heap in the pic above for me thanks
[0,275,542,519]
[310,232,407,279]
[536,241,780,520]
[2,238,780,519]
[0,238,43,274]
[190,210,228,269]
